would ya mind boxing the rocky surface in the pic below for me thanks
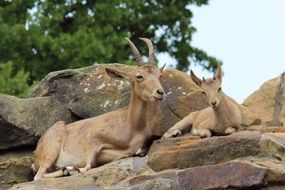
[260,133,285,161]
[243,73,285,126]
[13,155,285,190]
[9,130,285,190]
[177,162,266,190]
[9,157,151,190]
[0,150,33,189]
[0,65,284,189]
[0,95,72,150]
[148,131,261,171]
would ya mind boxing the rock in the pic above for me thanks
[125,178,177,190]
[243,74,285,125]
[261,185,285,190]
[177,162,266,190]
[0,94,72,150]
[9,157,150,190]
[236,156,285,183]
[243,78,277,123]
[110,170,179,190]
[0,150,33,189]
[148,131,261,171]
[111,157,285,190]
[239,105,262,127]
[247,125,285,133]
[260,133,285,160]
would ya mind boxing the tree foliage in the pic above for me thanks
[0,61,30,97]
[0,0,221,97]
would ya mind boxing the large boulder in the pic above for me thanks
[111,157,285,190]
[176,161,266,190]
[0,95,72,150]
[260,133,285,160]
[236,156,285,183]
[243,73,285,125]
[148,131,261,171]
[9,155,285,190]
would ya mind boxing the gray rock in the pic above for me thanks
[260,133,285,160]
[0,150,33,189]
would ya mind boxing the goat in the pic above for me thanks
[162,65,241,138]
[32,38,166,180]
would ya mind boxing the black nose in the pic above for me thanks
[157,89,164,95]
[211,100,217,106]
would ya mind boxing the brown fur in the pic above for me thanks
[33,38,165,180]
[162,65,241,138]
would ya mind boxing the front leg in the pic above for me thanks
[114,152,132,161]
[197,128,212,138]
[79,145,103,173]
[135,147,148,157]
[162,113,194,139]
[195,120,213,138]
[225,127,237,135]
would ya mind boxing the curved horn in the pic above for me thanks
[160,63,166,72]
[215,64,222,83]
[140,38,155,65]
[190,70,202,86]
[125,38,143,66]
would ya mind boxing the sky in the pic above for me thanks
[158,0,285,103]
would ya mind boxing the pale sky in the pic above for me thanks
[158,0,285,103]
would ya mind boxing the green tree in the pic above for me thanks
[0,0,221,96]
[0,61,30,97]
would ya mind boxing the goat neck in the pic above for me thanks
[127,84,147,130]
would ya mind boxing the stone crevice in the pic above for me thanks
[270,72,285,126]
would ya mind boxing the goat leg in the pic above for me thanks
[162,113,195,139]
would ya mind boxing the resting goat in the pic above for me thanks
[162,65,241,138]
[32,38,166,180]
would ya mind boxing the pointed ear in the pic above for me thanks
[105,68,131,80]
[215,64,222,83]
[190,70,202,86]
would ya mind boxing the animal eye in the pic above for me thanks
[136,75,144,80]
[218,87,222,92]
[201,91,206,96]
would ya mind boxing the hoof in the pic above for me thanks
[162,129,181,139]
[62,168,70,176]
[135,148,147,157]
[225,127,236,135]
[191,128,198,136]
[65,166,80,175]
[78,166,90,173]
[197,129,212,138]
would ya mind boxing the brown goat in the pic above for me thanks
[162,65,241,138]
[32,38,166,180]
